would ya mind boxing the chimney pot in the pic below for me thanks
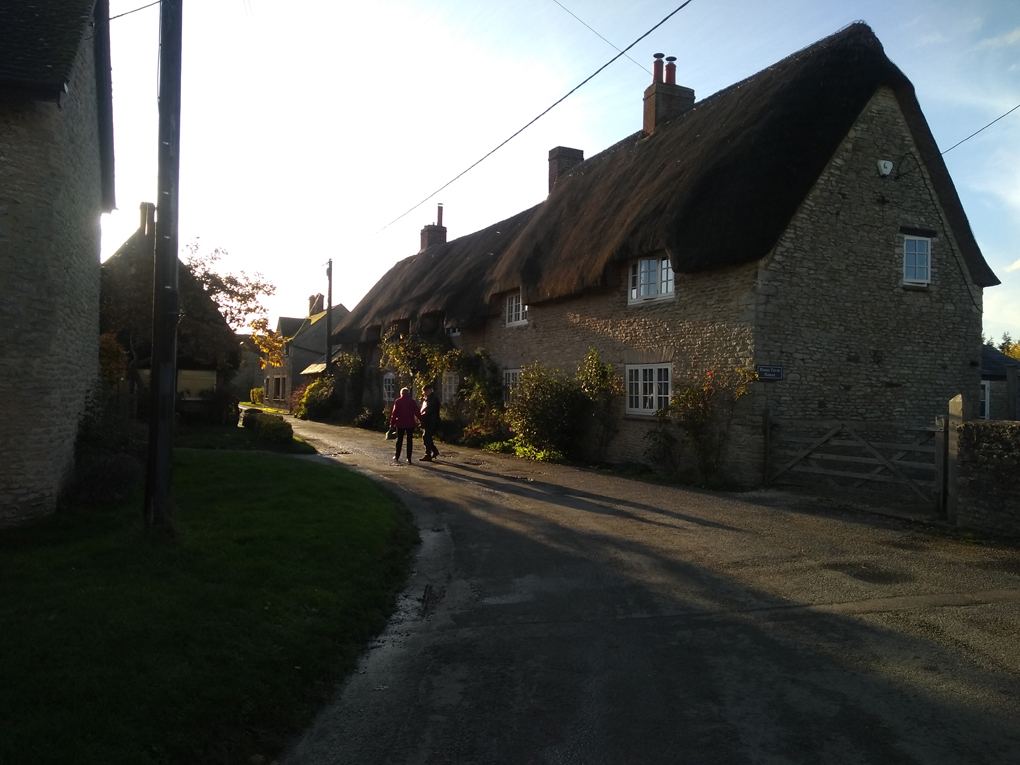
[652,53,664,84]
[437,203,443,228]
[643,53,694,135]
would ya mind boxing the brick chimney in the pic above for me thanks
[643,53,694,135]
[548,146,584,193]
[308,293,324,315]
[420,203,447,252]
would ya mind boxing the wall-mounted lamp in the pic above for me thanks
[877,160,893,177]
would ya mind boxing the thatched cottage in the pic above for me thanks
[333,23,999,483]
[0,1,115,524]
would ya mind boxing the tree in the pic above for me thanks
[249,317,285,369]
[998,332,1020,361]
[101,240,276,374]
[183,241,275,332]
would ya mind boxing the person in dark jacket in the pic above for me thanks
[389,387,421,463]
[419,385,441,461]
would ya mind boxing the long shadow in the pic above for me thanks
[436,459,747,533]
[288,460,1020,764]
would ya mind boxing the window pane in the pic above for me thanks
[660,258,674,295]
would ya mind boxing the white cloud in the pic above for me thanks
[977,26,1020,48]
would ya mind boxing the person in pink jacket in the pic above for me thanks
[389,387,422,463]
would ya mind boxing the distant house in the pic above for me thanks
[0,1,115,524]
[980,345,1020,420]
[334,24,999,483]
[262,295,348,408]
[101,202,238,404]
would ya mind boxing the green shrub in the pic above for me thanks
[249,386,264,404]
[242,408,262,428]
[506,364,590,460]
[354,407,385,431]
[295,376,336,421]
[63,387,147,508]
[254,413,293,444]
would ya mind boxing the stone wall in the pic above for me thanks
[474,260,759,482]
[0,37,103,525]
[956,421,1020,538]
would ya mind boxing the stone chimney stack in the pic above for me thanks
[420,204,447,252]
[548,146,584,194]
[643,53,694,135]
[308,293,324,315]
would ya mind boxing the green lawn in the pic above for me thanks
[0,451,418,765]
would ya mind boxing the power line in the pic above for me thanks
[549,0,650,75]
[376,0,698,233]
[898,100,1020,179]
[109,0,160,22]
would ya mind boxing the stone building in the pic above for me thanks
[0,1,115,524]
[101,202,239,402]
[262,296,349,409]
[333,24,999,484]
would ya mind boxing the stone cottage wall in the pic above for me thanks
[475,259,759,482]
[754,87,983,429]
[956,421,1020,538]
[0,38,103,524]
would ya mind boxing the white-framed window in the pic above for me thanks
[980,380,991,420]
[903,236,931,285]
[504,369,521,403]
[382,372,397,405]
[629,256,674,303]
[505,292,528,326]
[626,364,671,415]
[442,371,459,402]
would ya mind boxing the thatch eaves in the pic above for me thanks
[494,22,997,303]
[335,207,539,341]
[336,22,998,343]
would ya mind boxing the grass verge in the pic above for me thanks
[0,450,418,765]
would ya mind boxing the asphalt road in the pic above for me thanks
[280,418,1020,765]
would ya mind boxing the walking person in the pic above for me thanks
[419,384,441,461]
[389,387,421,463]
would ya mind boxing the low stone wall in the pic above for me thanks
[956,421,1020,538]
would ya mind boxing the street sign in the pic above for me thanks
[756,364,784,381]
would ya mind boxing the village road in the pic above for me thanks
[281,418,1020,765]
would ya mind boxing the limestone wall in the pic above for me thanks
[754,87,983,428]
[0,38,103,524]
[956,421,1020,538]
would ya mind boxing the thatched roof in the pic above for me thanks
[337,207,538,339]
[336,23,997,342]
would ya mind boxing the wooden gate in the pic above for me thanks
[763,412,945,509]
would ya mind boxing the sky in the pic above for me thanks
[100,0,1020,341]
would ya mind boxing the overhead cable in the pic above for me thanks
[376,0,698,233]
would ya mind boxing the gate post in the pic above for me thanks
[933,415,947,514]
[945,394,973,525]
[762,407,772,486]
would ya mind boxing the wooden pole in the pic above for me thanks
[325,259,333,377]
[144,0,183,528]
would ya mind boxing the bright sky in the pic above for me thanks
[101,0,1020,341]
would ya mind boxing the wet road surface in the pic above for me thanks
[281,418,1020,765]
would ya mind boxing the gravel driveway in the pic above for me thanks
[280,418,1020,765]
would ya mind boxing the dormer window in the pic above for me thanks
[506,292,528,326]
[903,236,931,286]
[629,256,674,304]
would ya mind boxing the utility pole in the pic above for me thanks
[144,0,183,529]
[325,259,333,377]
